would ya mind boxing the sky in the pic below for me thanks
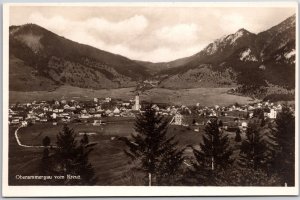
[9,4,296,62]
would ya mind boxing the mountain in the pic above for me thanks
[9,24,149,91]
[9,14,296,96]
[156,14,296,91]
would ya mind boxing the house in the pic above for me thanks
[89,108,96,113]
[61,113,70,117]
[152,104,160,111]
[268,109,277,119]
[11,118,20,124]
[276,104,282,111]
[105,109,112,115]
[64,104,71,110]
[122,102,130,107]
[93,119,102,126]
[53,109,59,113]
[80,114,92,119]
[27,113,35,119]
[81,109,87,114]
[21,121,28,127]
[241,121,247,127]
[93,113,102,118]
[105,97,112,102]
[69,106,76,111]
[113,107,120,114]
[40,118,48,122]
[170,113,183,125]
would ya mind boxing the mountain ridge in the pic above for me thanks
[9,14,296,96]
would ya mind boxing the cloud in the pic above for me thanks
[26,11,204,62]
[28,12,148,45]
[155,23,200,46]
[12,7,294,62]
[220,13,246,34]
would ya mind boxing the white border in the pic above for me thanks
[2,2,299,197]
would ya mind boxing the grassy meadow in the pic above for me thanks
[9,115,246,186]
[10,85,256,106]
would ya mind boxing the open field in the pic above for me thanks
[140,87,256,106]
[10,85,256,106]
[9,115,246,185]
[9,85,136,103]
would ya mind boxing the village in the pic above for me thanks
[8,93,291,135]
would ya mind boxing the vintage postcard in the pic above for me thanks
[2,2,299,197]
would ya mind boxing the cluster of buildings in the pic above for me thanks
[9,93,291,132]
[169,101,290,133]
[9,95,141,127]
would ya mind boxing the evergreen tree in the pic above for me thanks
[192,119,196,125]
[239,123,269,170]
[122,104,184,186]
[235,129,242,142]
[52,125,97,185]
[274,106,295,186]
[80,133,89,145]
[239,122,277,171]
[190,118,233,185]
[218,120,223,127]
[75,137,98,185]
[40,136,52,176]
[42,136,51,146]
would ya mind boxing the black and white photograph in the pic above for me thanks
[2,2,298,197]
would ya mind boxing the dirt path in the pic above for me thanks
[15,126,56,148]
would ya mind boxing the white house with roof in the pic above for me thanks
[268,109,277,119]
[105,97,112,102]
[170,113,183,125]
[93,119,102,126]
[105,109,112,115]
[276,104,282,111]
[64,104,70,109]
[21,121,28,127]
[113,107,120,114]
[51,113,57,119]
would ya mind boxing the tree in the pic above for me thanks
[190,118,233,185]
[75,137,98,185]
[235,129,242,142]
[192,119,196,125]
[239,123,272,170]
[253,108,265,126]
[122,104,184,186]
[273,106,295,186]
[40,136,51,176]
[80,133,89,145]
[42,136,51,147]
[52,125,97,185]
[218,120,223,127]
